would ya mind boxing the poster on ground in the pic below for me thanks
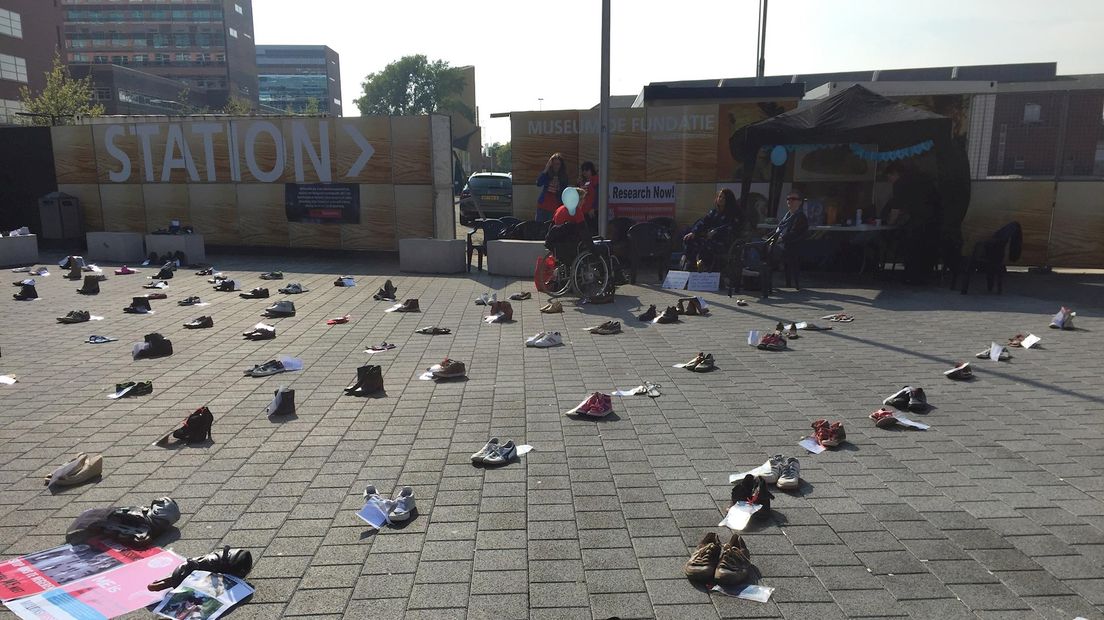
[609,182,676,220]
[0,540,165,602]
[153,570,253,620]
[4,549,184,620]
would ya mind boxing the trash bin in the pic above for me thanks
[38,191,83,242]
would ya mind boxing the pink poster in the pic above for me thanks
[0,540,163,602]
[5,550,184,620]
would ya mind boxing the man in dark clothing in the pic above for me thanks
[768,192,810,288]
[882,163,941,284]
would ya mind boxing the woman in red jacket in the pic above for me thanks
[535,153,570,223]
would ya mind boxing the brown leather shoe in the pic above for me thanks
[397,298,420,312]
[714,533,752,586]
[683,532,721,583]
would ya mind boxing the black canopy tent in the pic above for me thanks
[730,84,966,237]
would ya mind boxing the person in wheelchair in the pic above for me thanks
[681,188,741,271]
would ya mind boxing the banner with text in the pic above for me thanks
[0,539,164,602]
[285,183,360,224]
[609,182,676,220]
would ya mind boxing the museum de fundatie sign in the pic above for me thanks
[100,119,375,184]
[524,112,717,136]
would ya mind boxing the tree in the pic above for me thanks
[483,142,511,172]
[303,97,321,116]
[19,53,104,125]
[222,96,253,116]
[355,55,472,121]
[176,87,208,115]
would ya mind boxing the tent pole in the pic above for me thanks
[598,0,611,238]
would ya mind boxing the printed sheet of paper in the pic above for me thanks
[799,437,826,454]
[661,270,690,290]
[729,462,772,484]
[686,271,720,292]
[711,583,775,602]
[1021,334,1041,349]
[153,570,254,620]
[0,540,165,602]
[719,502,762,531]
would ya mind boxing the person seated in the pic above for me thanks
[767,192,810,288]
[681,189,739,271]
[545,200,592,264]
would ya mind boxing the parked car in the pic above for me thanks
[459,172,513,225]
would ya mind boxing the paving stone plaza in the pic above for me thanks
[1,256,1103,619]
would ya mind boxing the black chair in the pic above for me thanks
[649,217,676,234]
[503,219,543,241]
[467,218,508,272]
[626,222,671,284]
[727,240,773,298]
[956,221,1022,294]
[499,216,522,226]
[607,217,635,260]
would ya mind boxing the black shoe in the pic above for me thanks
[214,280,236,292]
[638,305,657,321]
[243,324,276,340]
[346,365,384,396]
[129,380,153,396]
[265,387,295,416]
[183,316,213,329]
[908,387,928,412]
[124,297,153,314]
[730,474,774,516]
[240,287,269,299]
[148,546,252,591]
[57,310,91,324]
[77,275,100,295]
[154,266,174,280]
[178,296,201,306]
[656,306,679,324]
[883,387,911,410]
[134,333,172,358]
[14,283,38,300]
[170,406,213,444]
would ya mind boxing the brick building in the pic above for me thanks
[0,0,64,124]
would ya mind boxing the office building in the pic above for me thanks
[60,0,257,109]
[0,1,64,124]
[256,44,340,115]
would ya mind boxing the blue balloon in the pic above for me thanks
[562,187,580,215]
[770,145,788,166]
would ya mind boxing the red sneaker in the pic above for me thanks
[812,419,833,446]
[869,408,898,429]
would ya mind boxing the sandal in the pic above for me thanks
[87,335,117,344]
[368,342,396,352]
[1007,334,1025,348]
[415,326,450,335]
[821,313,854,322]
[148,545,253,591]
[509,292,531,301]
[327,315,350,325]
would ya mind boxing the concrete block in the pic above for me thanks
[487,239,546,277]
[0,234,39,266]
[399,238,466,274]
[86,232,145,263]
[145,234,206,264]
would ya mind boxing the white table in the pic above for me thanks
[0,234,38,266]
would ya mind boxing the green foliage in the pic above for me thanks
[303,97,321,116]
[176,87,208,114]
[19,53,104,126]
[355,54,472,121]
[483,142,512,172]
[222,96,253,115]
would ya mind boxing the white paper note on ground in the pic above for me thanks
[748,330,760,346]
[795,321,808,330]
[107,385,134,399]
[895,415,930,430]
[719,502,762,531]
[799,437,826,454]
[516,444,534,456]
[0,375,16,385]
[989,342,1003,361]
[711,583,775,602]
[278,356,303,371]
[1021,334,1041,349]
[384,303,404,312]
[356,503,389,529]
[661,270,690,289]
[729,462,772,484]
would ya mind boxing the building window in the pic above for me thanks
[1013,157,1025,171]
[235,3,244,14]
[1023,103,1042,124]
[0,9,23,39]
[175,52,188,62]
[228,27,238,38]
[333,98,340,106]
[93,55,109,64]
[0,54,27,82]
[0,99,23,124]
[134,54,147,63]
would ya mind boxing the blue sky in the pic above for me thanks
[253,0,1104,144]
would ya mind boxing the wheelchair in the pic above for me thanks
[537,233,627,299]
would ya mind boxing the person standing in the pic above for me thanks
[535,153,571,223]
[578,161,599,233]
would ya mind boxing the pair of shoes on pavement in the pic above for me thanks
[526,332,562,347]
[680,352,715,372]
[394,298,420,312]
[114,380,152,398]
[539,301,563,314]
[586,321,621,335]
[944,361,972,380]
[178,296,201,306]
[264,387,295,416]
[570,392,613,417]
[486,300,513,322]
[475,292,497,306]
[429,358,465,379]
[133,333,172,359]
[730,473,775,514]
[278,283,307,294]
[812,419,846,448]
[415,326,450,335]
[243,323,276,340]
[509,292,531,301]
[334,276,355,287]
[654,306,679,323]
[1050,306,1075,330]
[363,485,416,524]
[757,332,787,351]
[684,532,753,587]
[259,271,283,280]
[757,454,802,490]
[45,452,103,488]
[183,316,213,329]
[245,360,285,377]
[57,310,90,324]
[240,287,269,299]
[345,365,384,396]
[676,297,707,316]
[373,279,397,301]
[264,301,295,317]
[638,305,657,321]
[471,438,518,466]
[976,345,1011,361]
[883,386,928,412]
[124,297,153,314]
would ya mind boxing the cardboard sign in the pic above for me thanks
[687,271,720,292]
[661,270,690,290]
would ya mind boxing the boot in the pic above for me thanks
[124,296,152,313]
[265,387,295,416]
[77,275,100,295]
[13,283,37,300]
[67,263,82,280]
[345,365,383,396]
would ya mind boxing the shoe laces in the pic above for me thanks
[689,541,717,564]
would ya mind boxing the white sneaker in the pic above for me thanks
[525,332,548,346]
[388,486,416,522]
[363,485,395,514]
[777,457,801,490]
[762,454,785,484]
[471,438,499,463]
[532,332,562,348]
[482,441,517,466]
